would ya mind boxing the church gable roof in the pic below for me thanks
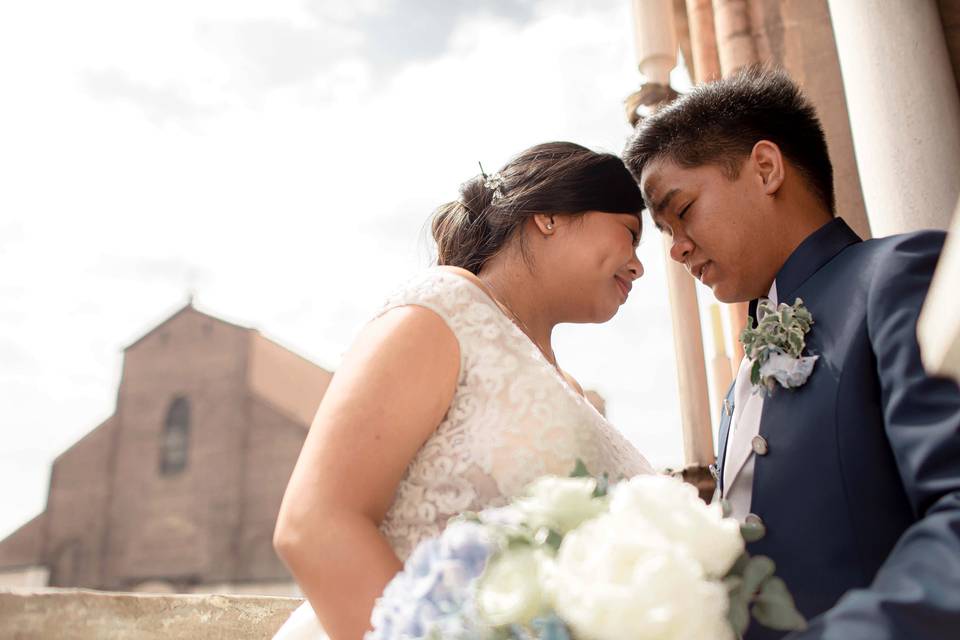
[0,513,46,570]
[123,302,253,352]
[246,333,332,427]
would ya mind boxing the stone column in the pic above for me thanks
[749,0,871,240]
[685,0,722,83]
[662,237,715,468]
[919,198,960,381]
[712,0,759,74]
[940,0,960,92]
[827,0,960,236]
[631,0,715,472]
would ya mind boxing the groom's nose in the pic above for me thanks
[668,234,695,263]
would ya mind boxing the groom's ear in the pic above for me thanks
[750,140,785,197]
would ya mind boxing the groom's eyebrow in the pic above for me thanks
[652,189,680,216]
[647,188,680,232]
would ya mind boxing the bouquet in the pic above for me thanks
[366,462,806,639]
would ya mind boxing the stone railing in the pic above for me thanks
[0,588,301,639]
[918,198,960,383]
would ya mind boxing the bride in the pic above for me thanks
[272,141,655,639]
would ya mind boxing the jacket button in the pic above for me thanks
[752,435,769,456]
[743,513,766,540]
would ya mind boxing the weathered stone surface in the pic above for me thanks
[0,589,302,640]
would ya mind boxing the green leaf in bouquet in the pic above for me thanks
[720,499,733,519]
[727,552,750,577]
[533,527,563,552]
[592,472,609,498]
[456,511,482,524]
[741,556,776,598]
[787,331,804,357]
[506,533,534,549]
[752,577,808,631]
[740,519,766,543]
[779,306,794,328]
[722,575,743,593]
[569,459,590,478]
[726,590,751,637]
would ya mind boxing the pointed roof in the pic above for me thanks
[123,301,254,352]
[0,513,46,569]
[122,300,332,427]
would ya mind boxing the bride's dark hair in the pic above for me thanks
[431,142,644,274]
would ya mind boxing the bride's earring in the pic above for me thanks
[546,223,554,230]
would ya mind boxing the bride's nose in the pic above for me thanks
[628,256,644,280]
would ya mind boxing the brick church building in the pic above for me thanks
[0,303,331,595]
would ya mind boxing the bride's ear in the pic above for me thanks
[751,140,785,197]
[532,214,557,236]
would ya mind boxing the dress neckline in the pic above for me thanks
[431,266,608,422]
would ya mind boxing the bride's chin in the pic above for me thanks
[595,302,621,323]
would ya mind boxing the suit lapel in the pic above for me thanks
[722,351,762,493]
[776,218,862,302]
[715,383,736,496]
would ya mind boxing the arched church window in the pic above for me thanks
[160,396,190,474]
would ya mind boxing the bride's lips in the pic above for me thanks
[614,275,632,300]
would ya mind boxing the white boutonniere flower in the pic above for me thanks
[740,298,819,395]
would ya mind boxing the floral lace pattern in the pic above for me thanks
[272,268,654,639]
[374,268,654,560]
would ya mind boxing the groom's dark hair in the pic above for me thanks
[623,66,836,215]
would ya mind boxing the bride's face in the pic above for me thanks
[539,211,643,323]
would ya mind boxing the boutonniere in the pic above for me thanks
[740,297,819,395]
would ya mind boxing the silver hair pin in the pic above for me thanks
[478,162,505,202]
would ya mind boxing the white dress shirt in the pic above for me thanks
[722,282,778,522]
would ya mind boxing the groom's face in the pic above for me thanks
[640,155,777,302]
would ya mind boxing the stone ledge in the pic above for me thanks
[0,588,302,639]
[919,198,960,382]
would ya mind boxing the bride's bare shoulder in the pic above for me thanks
[434,265,481,285]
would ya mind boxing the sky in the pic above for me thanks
[0,0,730,540]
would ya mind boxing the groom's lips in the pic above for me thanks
[690,260,713,284]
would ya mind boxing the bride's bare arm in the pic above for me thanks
[273,305,460,639]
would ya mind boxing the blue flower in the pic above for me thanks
[531,614,572,640]
[366,522,496,639]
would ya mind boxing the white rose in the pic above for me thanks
[476,547,550,626]
[759,350,819,389]
[513,476,608,535]
[610,475,744,577]
[552,515,734,640]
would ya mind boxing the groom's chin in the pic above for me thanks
[709,282,748,304]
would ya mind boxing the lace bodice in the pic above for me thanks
[375,268,654,560]
[273,268,654,638]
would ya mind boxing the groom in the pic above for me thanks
[623,67,960,639]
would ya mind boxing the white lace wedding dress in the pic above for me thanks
[273,268,654,639]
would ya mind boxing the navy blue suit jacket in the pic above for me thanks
[714,218,960,639]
